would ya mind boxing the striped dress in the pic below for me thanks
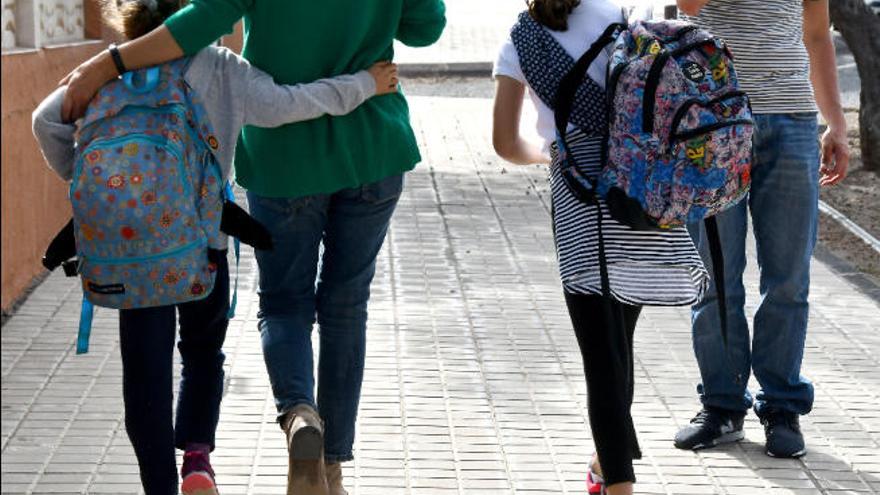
[506,12,709,306]
[550,131,708,306]
[683,0,816,114]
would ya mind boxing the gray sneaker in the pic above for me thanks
[762,409,806,458]
[674,407,746,450]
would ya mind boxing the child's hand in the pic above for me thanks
[369,62,399,96]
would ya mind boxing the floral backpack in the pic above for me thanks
[70,59,228,353]
[556,19,754,230]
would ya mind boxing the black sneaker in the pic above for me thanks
[674,407,746,450]
[762,409,806,458]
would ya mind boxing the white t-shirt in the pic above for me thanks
[493,1,625,148]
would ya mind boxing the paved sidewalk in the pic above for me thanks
[3,95,880,495]
[394,0,520,67]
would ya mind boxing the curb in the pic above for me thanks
[814,242,880,306]
[399,62,493,78]
[814,202,880,307]
[1,270,51,326]
[819,200,880,255]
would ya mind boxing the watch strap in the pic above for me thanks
[108,43,127,76]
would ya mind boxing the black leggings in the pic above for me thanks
[565,292,643,486]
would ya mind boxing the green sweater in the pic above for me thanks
[165,0,446,198]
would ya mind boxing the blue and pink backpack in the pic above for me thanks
[68,59,232,353]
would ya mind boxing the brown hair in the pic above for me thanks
[527,0,581,31]
[103,0,185,40]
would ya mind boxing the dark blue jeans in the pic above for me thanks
[118,252,229,495]
[246,173,403,464]
[687,113,819,418]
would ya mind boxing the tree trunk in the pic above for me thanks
[829,1,880,172]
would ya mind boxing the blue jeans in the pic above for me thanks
[246,174,404,463]
[687,113,819,418]
[119,250,229,495]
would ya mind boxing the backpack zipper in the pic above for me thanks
[667,90,749,144]
[668,118,754,148]
[80,104,188,138]
[71,133,189,198]
[84,237,206,265]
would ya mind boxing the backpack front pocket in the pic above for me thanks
[664,91,754,221]
[71,130,215,309]
[79,237,217,309]
[71,133,201,258]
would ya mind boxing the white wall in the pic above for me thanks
[2,0,84,51]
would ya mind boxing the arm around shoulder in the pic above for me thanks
[215,48,377,128]
[245,72,376,128]
[188,47,377,130]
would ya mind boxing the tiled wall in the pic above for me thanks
[2,0,15,49]
[2,0,84,50]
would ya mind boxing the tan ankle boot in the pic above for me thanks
[281,404,328,495]
[326,463,348,495]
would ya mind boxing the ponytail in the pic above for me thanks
[102,0,185,40]
[527,0,581,31]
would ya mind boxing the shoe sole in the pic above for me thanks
[181,472,219,495]
[766,447,807,458]
[679,430,745,451]
[290,424,323,460]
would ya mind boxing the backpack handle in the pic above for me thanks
[122,67,161,94]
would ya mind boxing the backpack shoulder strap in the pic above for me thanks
[553,22,627,204]
[554,22,627,137]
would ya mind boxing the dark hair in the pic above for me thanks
[103,0,185,40]
[527,0,581,31]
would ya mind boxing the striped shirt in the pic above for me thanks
[684,0,817,114]
[551,131,709,306]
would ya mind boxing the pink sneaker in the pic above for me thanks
[181,450,219,495]
[587,470,606,495]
